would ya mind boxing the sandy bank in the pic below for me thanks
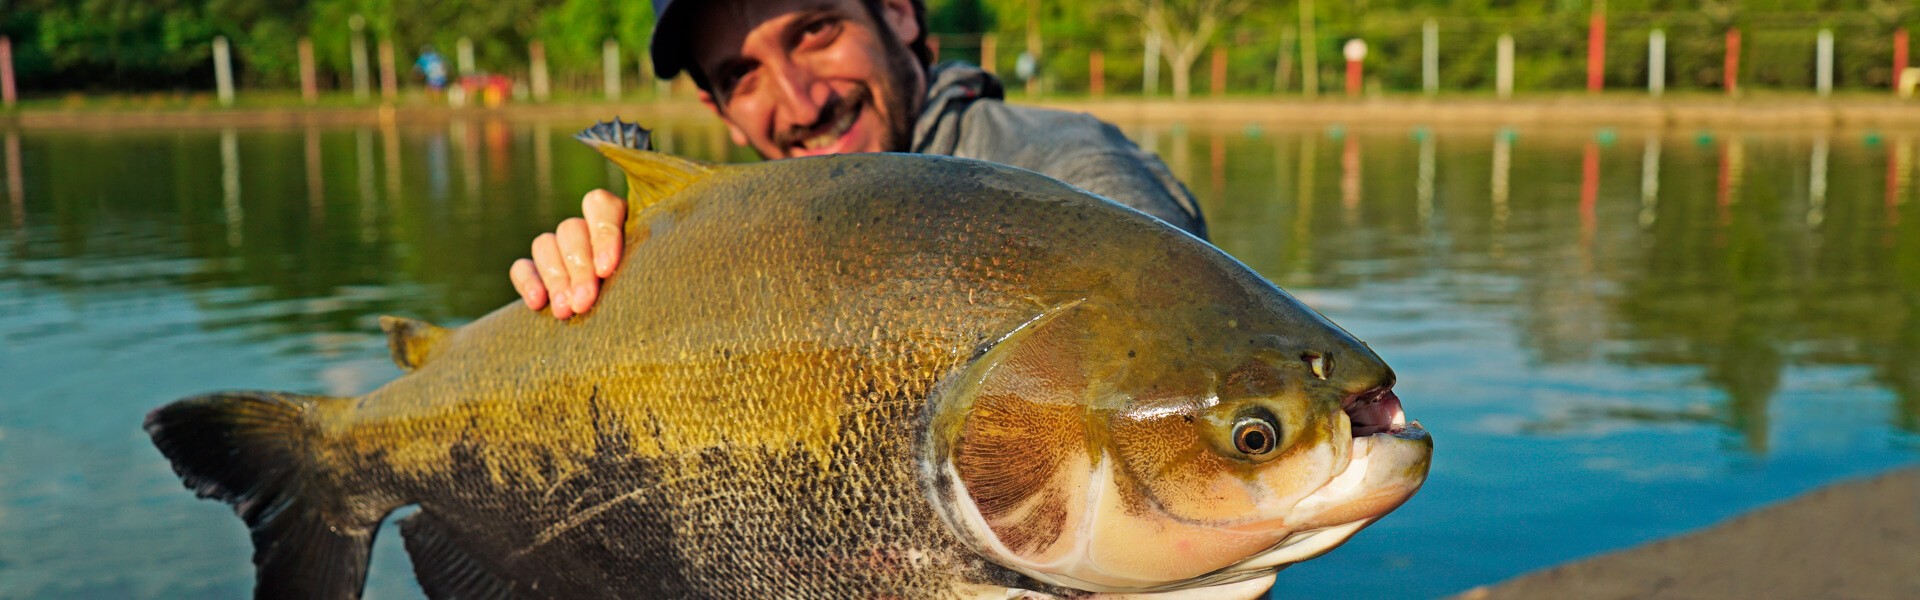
[1454,467,1919,600]
[5,97,1918,131]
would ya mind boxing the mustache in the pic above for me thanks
[772,85,873,148]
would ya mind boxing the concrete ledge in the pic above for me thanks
[1453,467,1920,600]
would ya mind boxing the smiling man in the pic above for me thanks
[512,0,1207,318]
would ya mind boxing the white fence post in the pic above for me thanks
[1423,19,1439,96]
[603,39,622,101]
[457,37,475,76]
[1144,33,1160,96]
[1649,29,1665,97]
[1496,33,1514,99]
[530,40,550,103]
[212,36,235,106]
[349,15,371,102]
[1815,29,1833,98]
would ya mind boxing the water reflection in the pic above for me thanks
[5,123,1914,441]
[7,130,23,233]
[305,126,325,224]
[1416,130,1435,227]
[1807,135,1827,228]
[1640,135,1660,229]
[1717,136,1744,228]
[1491,130,1511,255]
[220,128,243,249]
[356,128,379,244]
[0,120,1914,599]
[1138,125,1918,450]
[1893,135,1912,226]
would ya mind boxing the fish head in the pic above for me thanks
[924,243,1431,594]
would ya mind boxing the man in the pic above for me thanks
[512,0,1206,319]
[415,46,449,95]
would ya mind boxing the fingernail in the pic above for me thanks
[552,290,569,312]
[594,250,612,274]
[574,284,593,311]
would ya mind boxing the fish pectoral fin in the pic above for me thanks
[380,315,452,372]
[400,510,522,600]
[574,119,712,222]
[145,391,391,599]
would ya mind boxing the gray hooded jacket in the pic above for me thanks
[910,62,1208,240]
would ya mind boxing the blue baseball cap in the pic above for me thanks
[649,0,698,80]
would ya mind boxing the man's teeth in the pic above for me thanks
[799,107,860,151]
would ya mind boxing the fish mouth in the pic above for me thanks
[1325,387,1430,525]
[1345,387,1410,437]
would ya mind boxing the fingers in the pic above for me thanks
[582,189,627,277]
[556,217,598,315]
[509,258,547,310]
[531,232,574,320]
[516,190,627,320]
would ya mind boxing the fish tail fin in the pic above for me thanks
[145,391,384,600]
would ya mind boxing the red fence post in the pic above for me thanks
[1895,28,1910,92]
[1089,50,1104,97]
[1724,28,1741,96]
[1343,40,1366,98]
[1211,48,1228,96]
[1587,8,1606,93]
[298,38,318,104]
[0,36,16,109]
[377,39,398,101]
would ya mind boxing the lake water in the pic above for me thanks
[0,117,1914,599]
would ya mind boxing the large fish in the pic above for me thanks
[146,121,1431,599]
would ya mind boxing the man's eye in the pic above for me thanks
[798,18,842,47]
[722,64,757,93]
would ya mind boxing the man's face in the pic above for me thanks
[689,0,926,160]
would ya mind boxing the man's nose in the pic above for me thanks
[768,60,823,128]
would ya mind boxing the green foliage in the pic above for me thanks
[0,0,1913,94]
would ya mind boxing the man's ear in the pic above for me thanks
[877,0,920,47]
[699,90,751,147]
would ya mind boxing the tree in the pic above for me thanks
[1120,0,1252,99]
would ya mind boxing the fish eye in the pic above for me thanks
[1233,417,1279,456]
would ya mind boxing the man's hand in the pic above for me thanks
[509,189,627,319]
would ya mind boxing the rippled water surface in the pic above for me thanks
[1,118,1914,599]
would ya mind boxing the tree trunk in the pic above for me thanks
[1171,55,1194,99]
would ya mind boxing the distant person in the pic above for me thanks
[415,47,449,94]
[511,0,1207,318]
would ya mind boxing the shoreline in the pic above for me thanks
[1452,466,1920,599]
[4,96,1919,131]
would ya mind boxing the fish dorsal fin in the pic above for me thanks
[379,316,451,373]
[575,119,712,227]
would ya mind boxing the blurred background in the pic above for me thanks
[0,1,1916,105]
[1,1,1917,600]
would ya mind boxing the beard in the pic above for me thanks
[866,19,925,153]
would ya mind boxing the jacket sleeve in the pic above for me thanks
[950,102,1209,240]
